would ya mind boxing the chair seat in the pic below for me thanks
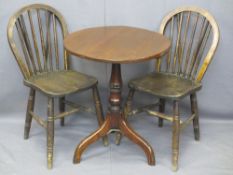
[129,72,202,99]
[24,70,97,97]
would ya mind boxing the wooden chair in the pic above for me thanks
[123,6,219,171]
[7,4,108,169]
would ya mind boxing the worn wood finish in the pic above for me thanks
[180,114,196,131]
[129,72,202,100]
[64,26,170,64]
[190,93,200,140]
[63,100,95,114]
[125,6,219,171]
[8,4,68,79]
[30,111,47,128]
[7,4,106,169]
[47,97,54,169]
[128,103,159,117]
[24,70,97,97]
[157,6,219,81]
[114,132,122,145]
[145,109,173,122]
[124,89,135,119]
[24,88,36,139]
[172,101,180,171]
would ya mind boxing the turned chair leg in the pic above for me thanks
[59,97,65,126]
[92,86,109,146]
[158,98,165,127]
[124,88,135,119]
[24,88,36,139]
[190,93,200,141]
[115,88,135,145]
[172,100,180,171]
[47,97,55,169]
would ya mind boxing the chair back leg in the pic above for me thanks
[59,97,65,126]
[124,88,135,119]
[24,88,36,139]
[47,97,55,169]
[158,98,165,127]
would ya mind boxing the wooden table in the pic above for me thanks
[64,26,170,165]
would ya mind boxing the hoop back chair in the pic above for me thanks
[7,4,107,169]
[124,6,219,171]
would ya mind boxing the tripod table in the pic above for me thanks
[64,26,170,165]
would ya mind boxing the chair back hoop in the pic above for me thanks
[7,4,69,79]
[156,6,219,82]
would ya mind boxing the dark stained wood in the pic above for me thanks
[8,4,107,169]
[119,116,155,165]
[59,97,65,126]
[64,26,170,63]
[158,98,165,127]
[64,26,171,165]
[64,26,170,165]
[129,72,202,99]
[73,64,155,165]
[24,70,97,97]
[73,115,111,163]
[125,7,219,171]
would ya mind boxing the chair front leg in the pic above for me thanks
[158,98,165,127]
[59,97,65,126]
[92,86,109,146]
[190,93,200,141]
[172,100,180,171]
[24,88,36,139]
[47,97,54,169]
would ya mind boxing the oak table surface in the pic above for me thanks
[64,26,170,63]
[64,26,170,165]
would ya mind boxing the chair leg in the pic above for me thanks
[190,93,200,141]
[158,98,165,127]
[123,88,135,119]
[47,97,54,169]
[59,97,65,126]
[172,100,180,171]
[24,88,36,139]
[92,86,109,146]
[115,88,135,145]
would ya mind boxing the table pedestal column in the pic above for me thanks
[73,64,155,165]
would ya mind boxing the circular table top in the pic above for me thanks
[64,26,170,63]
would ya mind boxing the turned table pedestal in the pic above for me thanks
[64,26,170,165]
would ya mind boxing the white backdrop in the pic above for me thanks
[0,0,232,175]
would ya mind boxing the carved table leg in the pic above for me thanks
[73,64,155,165]
[119,114,155,165]
[73,115,111,163]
